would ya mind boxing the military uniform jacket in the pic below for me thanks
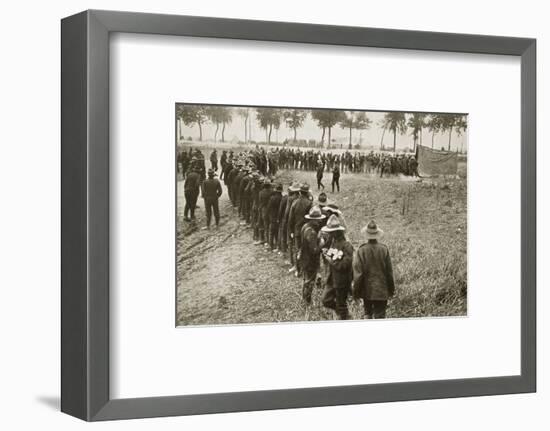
[288,196,312,237]
[268,191,283,223]
[324,238,354,291]
[281,194,297,232]
[201,178,222,200]
[277,194,288,226]
[184,171,201,193]
[352,242,395,300]
[300,223,321,271]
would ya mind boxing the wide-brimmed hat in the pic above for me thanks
[317,192,328,205]
[324,203,342,215]
[304,205,326,220]
[288,182,301,192]
[361,220,383,239]
[263,179,272,186]
[321,214,346,232]
[275,183,283,192]
[300,183,310,193]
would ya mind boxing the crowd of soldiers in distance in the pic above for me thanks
[179,146,401,319]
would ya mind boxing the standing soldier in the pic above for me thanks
[316,162,325,190]
[331,165,340,193]
[299,206,326,304]
[320,215,353,320]
[288,184,313,275]
[183,166,201,221]
[220,150,228,180]
[268,183,283,251]
[281,182,300,265]
[251,174,263,243]
[352,220,395,318]
[200,168,223,229]
[258,179,272,246]
[210,149,218,171]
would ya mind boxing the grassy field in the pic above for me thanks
[176,147,467,325]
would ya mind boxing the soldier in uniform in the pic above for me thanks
[210,149,218,171]
[281,182,300,264]
[268,183,283,251]
[183,166,201,221]
[220,150,227,180]
[251,174,263,243]
[331,165,340,193]
[316,162,325,190]
[258,179,272,246]
[299,206,326,304]
[200,168,223,229]
[320,215,353,320]
[352,220,395,319]
[288,183,313,275]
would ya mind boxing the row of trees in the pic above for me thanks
[177,105,467,152]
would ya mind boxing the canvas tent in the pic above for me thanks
[416,145,458,176]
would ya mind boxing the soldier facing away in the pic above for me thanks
[320,215,353,320]
[299,206,326,304]
[201,168,223,229]
[183,167,201,221]
[352,220,395,318]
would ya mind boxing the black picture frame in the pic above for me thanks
[61,9,536,421]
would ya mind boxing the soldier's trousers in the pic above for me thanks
[302,266,319,304]
[203,198,220,227]
[288,233,295,265]
[184,190,199,219]
[322,284,350,320]
[317,177,324,190]
[331,178,340,192]
[251,205,259,240]
[240,196,250,221]
[278,224,288,253]
[269,221,279,250]
[258,209,266,242]
[363,300,388,319]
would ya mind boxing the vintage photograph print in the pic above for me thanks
[176,104,467,326]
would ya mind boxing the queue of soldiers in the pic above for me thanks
[178,146,419,183]
[212,151,395,320]
[181,147,398,319]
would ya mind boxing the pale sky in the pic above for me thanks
[177,106,468,152]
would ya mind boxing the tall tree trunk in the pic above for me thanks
[268,124,273,144]
[221,122,226,142]
[431,131,435,148]
[321,127,326,147]
[198,122,203,141]
[393,129,397,153]
[379,127,386,150]
[448,127,452,151]
[328,127,332,150]
[244,118,247,144]
[348,126,352,149]
[293,127,297,142]
[420,129,423,146]
[178,119,182,141]
[214,123,219,142]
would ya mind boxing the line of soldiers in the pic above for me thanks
[178,146,419,181]
[221,152,396,320]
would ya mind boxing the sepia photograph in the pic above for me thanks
[176,103,468,326]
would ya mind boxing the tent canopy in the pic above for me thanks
[416,145,458,176]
